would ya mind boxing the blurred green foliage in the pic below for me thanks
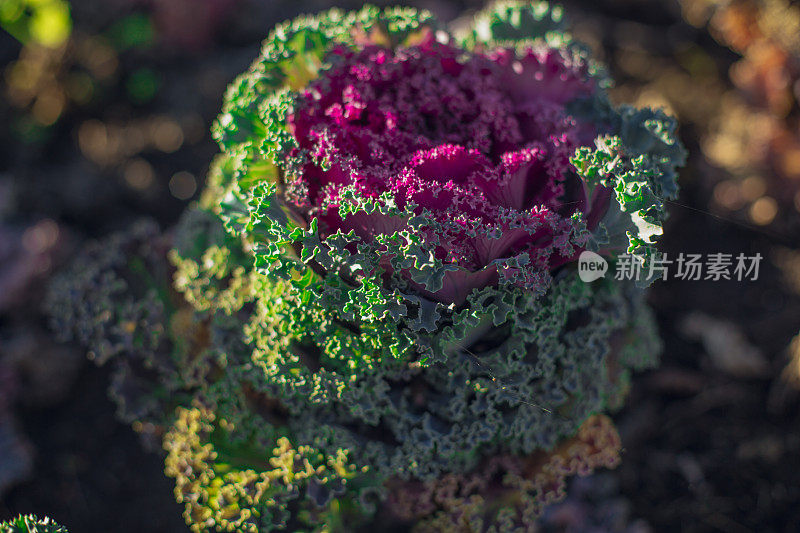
[0,0,72,48]
[106,13,154,51]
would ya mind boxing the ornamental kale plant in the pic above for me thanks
[46,2,685,531]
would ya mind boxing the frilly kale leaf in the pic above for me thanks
[572,106,686,282]
[464,0,568,48]
[0,515,67,533]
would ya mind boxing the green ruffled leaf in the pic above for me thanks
[572,107,686,282]
[0,515,68,533]
[464,0,568,48]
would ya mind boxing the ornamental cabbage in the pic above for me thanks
[47,3,685,532]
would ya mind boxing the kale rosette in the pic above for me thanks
[48,3,685,531]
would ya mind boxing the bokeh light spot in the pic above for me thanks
[169,171,196,200]
[749,196,778,225]
[124,158,155,190]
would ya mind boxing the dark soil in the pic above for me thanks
[0,364,187,532]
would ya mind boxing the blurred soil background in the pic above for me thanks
[1,0,799,531]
